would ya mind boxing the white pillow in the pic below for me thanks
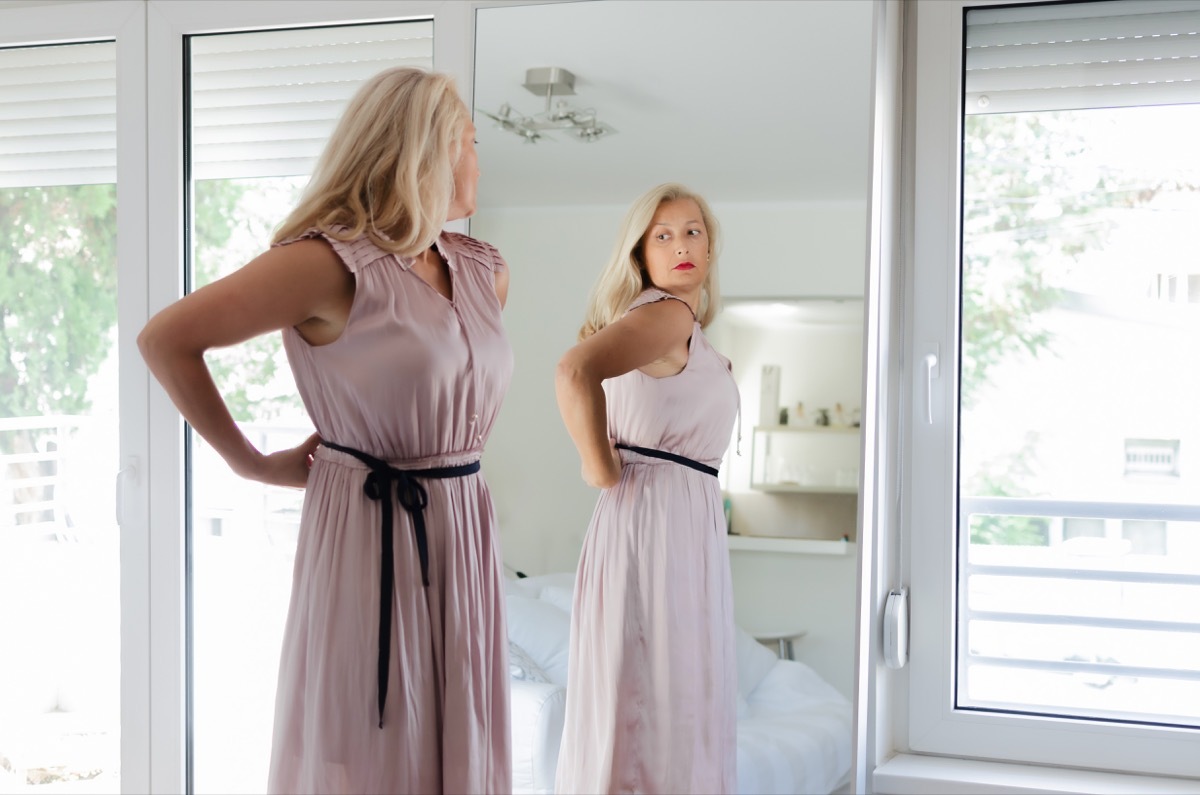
[734,626,780,699]
[505,575,540,598]
[523,572,578,593]
[509,640,551,683]
[506,593,572,685]
[538,585,574,615]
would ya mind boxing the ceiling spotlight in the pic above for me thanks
[479,67,616,144]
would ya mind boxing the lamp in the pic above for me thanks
[479,67,616,144]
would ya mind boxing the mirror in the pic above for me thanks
[471,2,872,788]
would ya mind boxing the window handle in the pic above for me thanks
[115,456,138,526]
[926,348,936,422]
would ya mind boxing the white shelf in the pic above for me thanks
[726,535,852,555]
[754,424,859,434]
[750,482,858,495]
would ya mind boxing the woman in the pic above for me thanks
[138,67,512,793]
[554,183,740,794]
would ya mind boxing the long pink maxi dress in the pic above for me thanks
[556,288,740,795]
[266,227,513,794]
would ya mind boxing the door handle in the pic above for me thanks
[923,348,940,425]
[115,456,138,525]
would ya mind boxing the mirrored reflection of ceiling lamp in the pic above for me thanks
[479,66,616,144]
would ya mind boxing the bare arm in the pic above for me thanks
[137,238,354,487]
[554,297,694,488]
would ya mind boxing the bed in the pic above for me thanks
[505,572,853,794]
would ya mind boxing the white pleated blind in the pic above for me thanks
[965,0,1200,114]
[0,41,116,189]
[190,20,433,180]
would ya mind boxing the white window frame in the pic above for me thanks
[145,2,490,790]
[902,0,1200,781]
[0,1,520,792]
[0,1,151,790]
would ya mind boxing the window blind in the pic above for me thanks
[965,0,1200,114]
[190,20,433,180]
[0,41,115,189]
[0,21,433,189]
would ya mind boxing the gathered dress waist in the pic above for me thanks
[614,442,719,477]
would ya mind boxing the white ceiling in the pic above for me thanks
[472,0,875,209]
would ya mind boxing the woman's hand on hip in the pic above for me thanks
[582,439,622,489]
[252,432,321,489]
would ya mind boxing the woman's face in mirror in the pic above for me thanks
[641,198,710,294]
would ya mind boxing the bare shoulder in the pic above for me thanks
[621,292,695,339]
[261,236,345,273]
[241,237,354,300]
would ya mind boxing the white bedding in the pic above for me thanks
[506,573,853,795]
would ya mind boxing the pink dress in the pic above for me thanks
[267,227,513,794]
[556,289,740,794]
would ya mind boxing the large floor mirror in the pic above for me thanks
[471,2,873,793]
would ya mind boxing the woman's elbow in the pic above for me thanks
[555,353,595,395]
[555,355,577,384]
[137,313,190,372]
[136,318,161,367]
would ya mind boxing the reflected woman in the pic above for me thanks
[554,183,740,793]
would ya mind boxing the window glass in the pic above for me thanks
[959,0,1200,728]
[0,40,121,794]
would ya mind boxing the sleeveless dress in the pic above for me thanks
[266,227,513,794]
[556,288,740,794]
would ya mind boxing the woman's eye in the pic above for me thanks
[687,229,702,236]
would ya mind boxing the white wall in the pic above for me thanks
[472,204,621,576]
[715,200,868,299]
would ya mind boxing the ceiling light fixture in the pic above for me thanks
[479,66,616,144]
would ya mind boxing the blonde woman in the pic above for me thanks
[554,183,740,793]
[139,67,512,793]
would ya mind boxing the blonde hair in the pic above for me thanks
[579,183,722,340]
[272,67,468,257]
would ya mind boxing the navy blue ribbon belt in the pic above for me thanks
[614,442,719,477]
[321,440,480,729]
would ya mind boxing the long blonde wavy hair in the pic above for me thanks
[272,67,468,257]
[579,183,722,340]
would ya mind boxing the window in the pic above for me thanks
[0,27,132,793]
[183,20,432,794]
[1124,438,1180,478]
[908,0,1200,778]
[0,2,467,792]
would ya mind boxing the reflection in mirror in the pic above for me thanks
[705,296,863,691]
[472,2,871,793]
